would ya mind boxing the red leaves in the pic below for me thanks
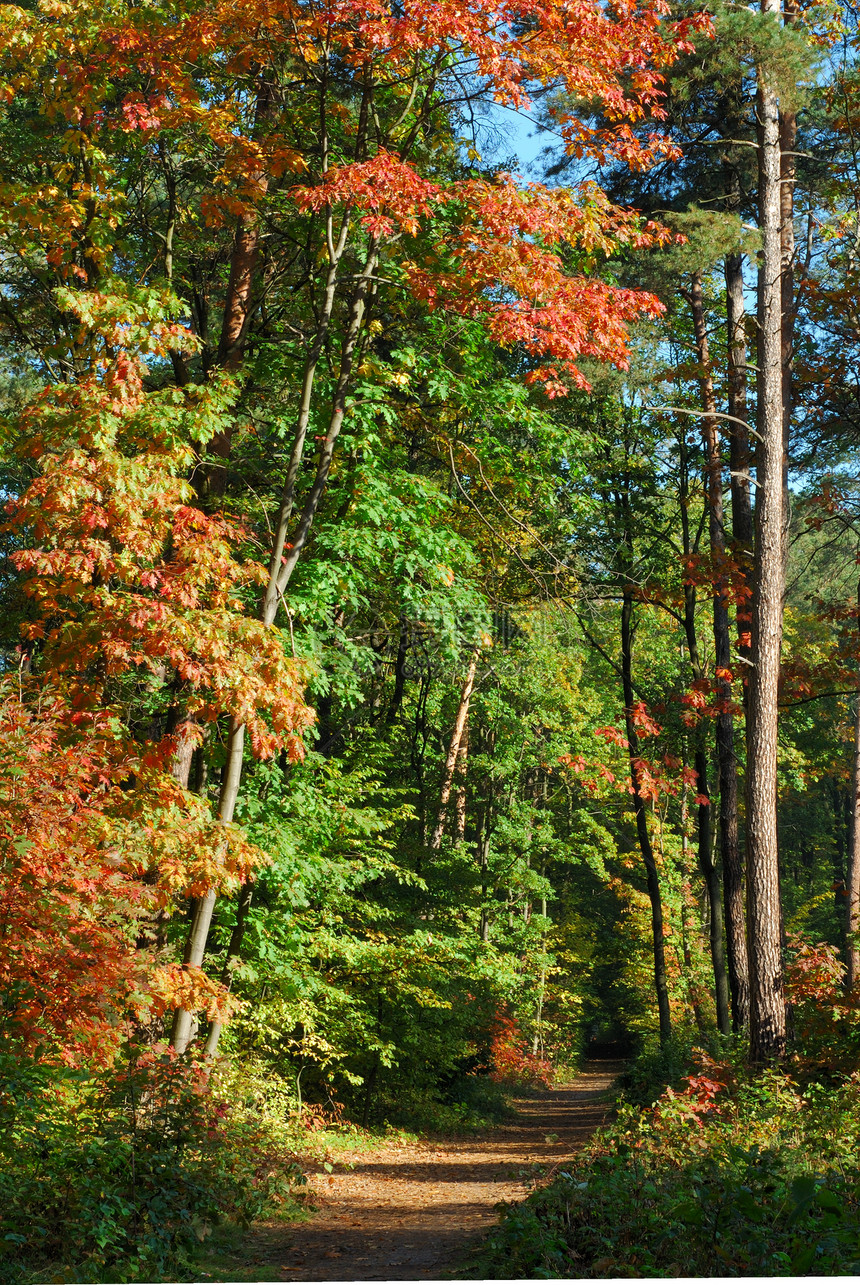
[296,151,440,237]
[489,1013,555,1088]
[630,701,662,737]
[0,321,316,1064]
[785,936,845,1004]
[595,724,629,747]
[0,695,142,1065]
[119,94,164,133]
[0,689,270,1065]
[407,179,668,392]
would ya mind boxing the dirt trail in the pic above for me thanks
[234,1060,621,1282]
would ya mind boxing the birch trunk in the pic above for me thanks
[430,651,479,851]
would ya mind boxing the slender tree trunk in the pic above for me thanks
[387,617,410,725]
[454,723,469,846]
[680,779,707,1032]
[202,882,255,1056]
[173,248,379,1056]
[621,591,672,1044]
[725,243,754,693]
[264,241,380,619]
[747,13,788,1060]
[430,650,479,851]
[686,272,750,1031]
[476,755,494,944]
[478,810,491,943]
[780,3,797,575]
[830,780,849,961]
[170,717,246,1053]
[201,83,274,498]
[694,748,731,1034]
[846,582,860,990]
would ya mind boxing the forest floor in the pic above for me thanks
[200,1058,621,1283]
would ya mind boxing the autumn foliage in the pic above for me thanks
[489,1014,555,1089]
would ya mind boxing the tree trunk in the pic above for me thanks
[621,590,672,1045]
[686,272,749,1031]
[202,882,254,1056]
[174,247,379,1056]
[386,617,410,725]
[170,717,246,1053]
[680,781,708,1033]
[846,583,860,990]
[694,748,731,1034]
[780,3,797,575]
[747,12,788,1060]
[201,83,274,498]
[476,794,492,943]
[430,650,479,851]
[454,722,469,846]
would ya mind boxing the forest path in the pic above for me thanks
[225,1059,620,1282]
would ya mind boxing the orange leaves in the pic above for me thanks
[7,347,313,760]
[295,151,439,237]
[145,964,244,1025]
[0,0,703,398]
[0,694,146,1064]
[407,179,667,391]
[0,690,268,1064]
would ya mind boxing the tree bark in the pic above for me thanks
[478,806,491,943]
[685,272,749,1031]
[694,747,731,1035]
[454,723,469,846]
[780,2,797,574]
[747,10,788,1060]
[621,590,672,1045]
[202,881,254,1056]
[846,582,860,990]
[680,779,708,1032]
[170,717,246,1053]
[201,82,274,498]
[430,650,479,851]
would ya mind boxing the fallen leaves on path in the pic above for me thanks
[236,1061,621,1282]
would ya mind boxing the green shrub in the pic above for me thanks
[476,1051,860,1278]
[0,1049,305,1284]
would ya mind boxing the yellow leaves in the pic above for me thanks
[146,963,243,1023]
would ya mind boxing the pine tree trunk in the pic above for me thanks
[747,13,788,1060]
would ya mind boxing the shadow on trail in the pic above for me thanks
[229,1060,622,1283]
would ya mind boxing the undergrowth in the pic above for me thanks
[476,1036,860,1276]
[0,1049,308,1285]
